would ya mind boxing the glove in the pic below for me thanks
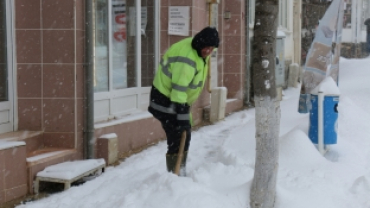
[174,102,191,129]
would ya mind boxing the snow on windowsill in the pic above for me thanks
[94,111,153,129]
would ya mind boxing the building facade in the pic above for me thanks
[1,0,327,204]
[0,0,249,204]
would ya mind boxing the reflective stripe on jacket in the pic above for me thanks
[153,37,209,105]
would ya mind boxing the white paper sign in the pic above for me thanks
[168,6,190,36]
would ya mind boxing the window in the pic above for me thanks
[0,0,8,102]
[95,0,109,92]
[278,0,288,29]
[343,0,352,28]
[362,0,370,30]
[93,0,158,122]
[0,0,14,134]
[250,0,288,29]
[249,0,255,27]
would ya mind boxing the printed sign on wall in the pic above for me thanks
[168,6,190,36]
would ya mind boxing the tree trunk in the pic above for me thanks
[250,1,280,208]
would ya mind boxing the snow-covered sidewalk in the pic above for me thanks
[17,57,370,208]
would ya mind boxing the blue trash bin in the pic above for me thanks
[308,94,339,144]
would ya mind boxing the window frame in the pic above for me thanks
[249,0,290,31]
[249,0,255,29]
[361,0,370,30]
[93,0,160,122]
[278,0,289,30]
[0,0,15,133]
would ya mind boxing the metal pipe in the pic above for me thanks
[154,0,160,72]
[207,2,212,93]
[318,91,324,155]
[108,0,113,91]
[244,0,252,106]
[84,0,95,159]
[136,0,141,90]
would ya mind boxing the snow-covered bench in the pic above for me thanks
[34,159,106,194]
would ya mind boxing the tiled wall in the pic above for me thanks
[160,0,209,126]
[158,0,245,125]
[94,117,165,158]
[218,0,245,100]
[15,0,85,156]
[92,0,246,159]
[0,145,27,204]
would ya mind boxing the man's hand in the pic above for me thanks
[174,103,191,129]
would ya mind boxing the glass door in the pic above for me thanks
[0,0,13,134]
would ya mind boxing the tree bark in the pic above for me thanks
[250,1,280,208]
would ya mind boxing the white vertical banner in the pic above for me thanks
[329,0,345,84]
[298,0,344,113]
[168,6,190,36]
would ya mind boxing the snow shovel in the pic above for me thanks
[174,131,187,175]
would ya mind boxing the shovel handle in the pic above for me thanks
[174,131,187,175]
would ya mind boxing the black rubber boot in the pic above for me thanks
[166,153,177,173]
[166,151,188,176]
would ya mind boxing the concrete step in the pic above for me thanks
[26,148,77,194]
[0,131,44,156]
[0,131,79,195]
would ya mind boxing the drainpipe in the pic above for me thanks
[318,91,325,155]
[244,0,252,106]
[84,0,95,159]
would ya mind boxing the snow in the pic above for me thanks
[0,141,25,150]
[36,159,106,180]
[277,30,286,38]
[17,57,370,208]
[98,133,118,139]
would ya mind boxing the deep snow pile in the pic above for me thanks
[17,57,370,208]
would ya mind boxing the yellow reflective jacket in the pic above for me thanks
[153,37,209,105]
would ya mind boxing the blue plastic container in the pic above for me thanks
[308,94,339,144]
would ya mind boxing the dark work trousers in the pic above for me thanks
[148,86,191,154]
[159,115,191,154]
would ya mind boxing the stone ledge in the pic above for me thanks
[0,131,42,141]
[27,148,76,167]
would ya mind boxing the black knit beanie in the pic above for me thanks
[191,27,219,55]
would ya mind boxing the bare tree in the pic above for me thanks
[250,1,280,208]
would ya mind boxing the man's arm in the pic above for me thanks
[365,18,370,25]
